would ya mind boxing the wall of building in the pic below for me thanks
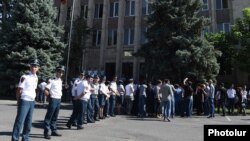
[232,0,250,21]
[55,0,250,84]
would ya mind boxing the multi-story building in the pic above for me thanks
[55,0,250,83]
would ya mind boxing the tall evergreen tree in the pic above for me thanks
[136,0,220,81]
[0,0,65,81]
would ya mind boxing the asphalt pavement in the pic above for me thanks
[0,100,249,141]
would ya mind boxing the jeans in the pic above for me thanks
[78,100,88,127]
[44,98,61,135]
[184,97,193,117]
[67,99,78,126]
[162,100,171,119]
[109,95,116,116]
[170,96,175,117]
[12,99,35,141]
[90,95,99,119]
[87,99,94,122]
[125,96,134,115]
[138,95,146,116]
[104,98,110,116]
[209,98,215,117]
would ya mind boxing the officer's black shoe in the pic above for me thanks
[51,131,62,136]
[94,118,100,121]
[88,120,95,123]
[44,135,51,140]
[77,126,84,130]
[66,123,71,129]
[72,122,77,126]
[83,121,88,124]
[110,114,116,117]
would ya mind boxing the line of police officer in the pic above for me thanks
[11,59,66,141]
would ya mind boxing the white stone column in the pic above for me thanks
[87,0,95,28]
[73,0,81,18]
[83,0,95,69]
[116,0,126,77]
[133,0,142,80]
[58,3,68,26]
[100,0,109,69]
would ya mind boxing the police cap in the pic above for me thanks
[56,65,65,72]
[100,76,106,81]
[29,59,40,66]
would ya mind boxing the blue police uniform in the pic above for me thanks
[12,59,39,141]
[43,66,65,139]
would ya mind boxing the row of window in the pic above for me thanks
[93,28,136,46]
[94,23,230,47]
[66,0,152,20]
[202,0,229,11]
[66,0,229,20]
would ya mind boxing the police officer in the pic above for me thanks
[90,75,100,121]
[66,72,85,129]
[12,59,40,141]
[43,65,65,139]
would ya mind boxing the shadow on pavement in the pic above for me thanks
[32,117,70,130]
[29,133,45,139]
[0,131,12,136]
[125,116,162,121]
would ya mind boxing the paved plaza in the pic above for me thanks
[0,100,249,141]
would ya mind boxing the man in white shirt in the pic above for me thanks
[12,59,40,141]
[66,72,85,129]
[227,84,236,115]
[109,76,118,117]
[43,65,65,139]
[125,79,134,115]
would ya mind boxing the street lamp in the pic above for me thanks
[65,0,76,84]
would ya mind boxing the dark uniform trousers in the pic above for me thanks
[44,98,61,136]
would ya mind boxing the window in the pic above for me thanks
[202,0,208,11]
[110,2,119,17]
[81,5,88,19]
[108,29,117,46]
[93,30,102,46]
[125,0,135,16]
[141,27,148,43]
[216,0,228,10]
[66,6,71,20]
[142,0,152,15]
[124,28,134,45]
[94,4,103,18]
[217,23,230,32]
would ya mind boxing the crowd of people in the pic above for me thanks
[11,59,250,141]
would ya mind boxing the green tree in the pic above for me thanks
[136,0,220,81]
[231,8,250,72]
[67,17,90,78]
[0,0,65,81]
[206,32,237,76]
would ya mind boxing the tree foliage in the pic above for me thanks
[0,0,65,82]
[67,17,90,78]
[231,7,250,72]
[206,32,237,75]
[136,0,220,81]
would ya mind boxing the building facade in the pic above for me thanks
[55,0,250,83]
